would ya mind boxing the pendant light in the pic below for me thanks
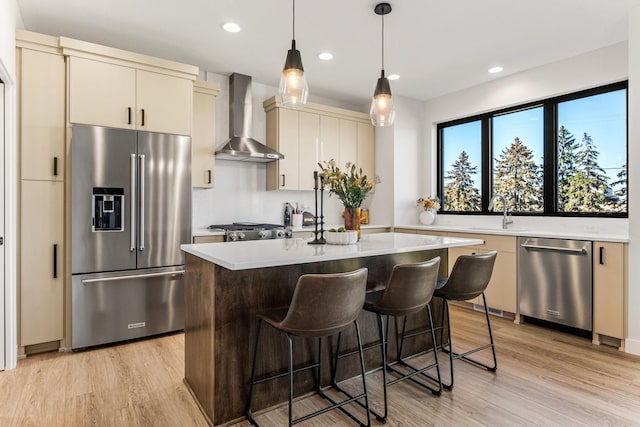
[370,3,396,127]
[279,0,309,109]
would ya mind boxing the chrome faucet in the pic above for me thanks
[488,194,513,229]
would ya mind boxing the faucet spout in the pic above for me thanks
[489,194,513,229]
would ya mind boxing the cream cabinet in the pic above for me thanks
[193,235,225,244]
[68,56,193,135]
[593,241,626,347]
[298,111,320,190]
[446,232,517,313]
[357,122,375,180]
[18,48,66,181]
[16,32,66,350]
[192,81,220,188]
[20,181,65,346]
[264,96,375,191]
[61,36,198,136]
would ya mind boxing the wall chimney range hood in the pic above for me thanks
[215,73,284,162]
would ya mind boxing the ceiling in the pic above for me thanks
[16,0,640,106]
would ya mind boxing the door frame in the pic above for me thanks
[0,58,18,370]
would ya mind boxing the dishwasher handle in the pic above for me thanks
[521,243,587,255]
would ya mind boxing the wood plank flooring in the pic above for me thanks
[1,306,640,426]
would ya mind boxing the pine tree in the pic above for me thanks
[557,126,581,211]
[611,163,627,212]
[493,137,543,212]
[565,133,610,212]
[444,151,481,211]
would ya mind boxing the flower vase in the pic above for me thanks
[344,207,361,240]
[419,209,436,225]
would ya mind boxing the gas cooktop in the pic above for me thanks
[207,223,291,241]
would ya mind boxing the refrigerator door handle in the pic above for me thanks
[81,270,185,284]
[139,154,146,252]
[130,153,137,252]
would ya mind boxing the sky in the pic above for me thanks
[442,88,627,187]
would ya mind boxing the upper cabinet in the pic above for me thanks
[264,97,375,191]
[192,81,220,188]
[61,36,198,136]
[17,40,66,181]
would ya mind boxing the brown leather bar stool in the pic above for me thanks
[246,268,371,427]
[434,251,498,390]
[334,257,442,424]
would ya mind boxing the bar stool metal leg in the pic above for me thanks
[440,294,497,390]
[246,319,263,426]
[393,305,442,395]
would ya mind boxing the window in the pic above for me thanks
[556,89,627,213]
[492,107,544,213]
[437,82,627,217]
[441,120,482,212]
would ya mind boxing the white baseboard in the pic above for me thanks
[624,338,640,355]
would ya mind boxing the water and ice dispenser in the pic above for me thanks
[92,187,124,232]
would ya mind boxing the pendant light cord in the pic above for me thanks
[292,0,296,40]
[381,11,385,72]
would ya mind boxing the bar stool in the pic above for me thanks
[434,251,498,390]
[246,268,371,427]
[335,257,442,424]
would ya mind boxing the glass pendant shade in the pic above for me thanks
[279,41,308,109]
[370,71,395,126]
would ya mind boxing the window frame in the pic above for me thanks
[436,81,628,218]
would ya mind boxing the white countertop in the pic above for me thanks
[394,224,629,243]
[181,232,483,270]
[191,223,390,237]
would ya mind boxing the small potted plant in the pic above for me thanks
[417,196,440,225]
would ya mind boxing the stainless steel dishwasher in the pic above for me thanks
[518,237,593,331]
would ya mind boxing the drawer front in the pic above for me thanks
[447,232,515,253]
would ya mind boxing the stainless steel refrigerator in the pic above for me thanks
[71,124,191,349]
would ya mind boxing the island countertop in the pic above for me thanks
[180,232,484,270]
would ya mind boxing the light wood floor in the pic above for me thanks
[2,306,640,426]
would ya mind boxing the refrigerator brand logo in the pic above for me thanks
[128,322,146,329]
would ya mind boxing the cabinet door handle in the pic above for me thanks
[599,246,605,265]
[281,174,286,187]
[207,169,212,184]
[128,107,132,125]
[141,109,145,126]
[53,157,58,176]
[53,244,58,279]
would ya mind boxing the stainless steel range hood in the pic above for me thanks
[215,73,284,162]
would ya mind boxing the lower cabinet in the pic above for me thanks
[193,235,224,244]
[593,241,626,345]
[20,180,64,347]
[446,233,517,313]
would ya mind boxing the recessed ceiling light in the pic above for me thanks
[488,66,503,74]
[387,74,400,80]
[317,52,334,61]
[222,22,241,33]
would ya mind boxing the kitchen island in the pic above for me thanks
[180,232,483,426]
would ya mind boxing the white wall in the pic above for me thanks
[192,71,372,228]
[392,96,428,225]
[625,7,640,355]
[1,0,24,369]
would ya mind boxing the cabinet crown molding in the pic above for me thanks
[263,96,370,123]
[194,80,221,96]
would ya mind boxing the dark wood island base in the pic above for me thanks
[183,249,448,426]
